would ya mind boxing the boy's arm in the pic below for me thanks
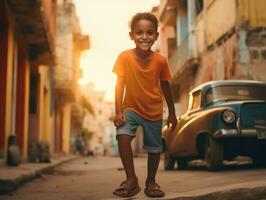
[114,75,126,127]
[160,80,177,130]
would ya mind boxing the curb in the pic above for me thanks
[167,186,266,200]
[0,155,77,195]
[107,186,266,200]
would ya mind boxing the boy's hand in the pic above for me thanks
[113,112,127,128]
[166,113,177,131]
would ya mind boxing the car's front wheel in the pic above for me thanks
[205,135,223,171]
[164,150,175,170]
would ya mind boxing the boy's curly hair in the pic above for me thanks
[129,12,158,31]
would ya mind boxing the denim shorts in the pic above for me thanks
[116,109,163,153]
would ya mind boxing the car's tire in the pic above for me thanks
[177,158,188,170]
[164,150,175,170]
[205,135,223,171]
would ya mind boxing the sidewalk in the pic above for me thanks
[0,154,77,195]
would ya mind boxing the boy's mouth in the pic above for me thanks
[139,42,151,47]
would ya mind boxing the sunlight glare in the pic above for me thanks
[74,0,160,102]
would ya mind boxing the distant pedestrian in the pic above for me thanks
[75,134,84,155]
[112,12,177,198]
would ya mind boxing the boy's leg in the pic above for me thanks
[145,152,165,197]
[146,152,160,183]
[141,116,165,197]
[113,134,141,197]
[113,110,141,197]
[117,134,138,184]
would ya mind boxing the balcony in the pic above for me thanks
[7,0,56,65]
[171,34,199,84]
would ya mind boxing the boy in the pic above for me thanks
[112,12,177,198]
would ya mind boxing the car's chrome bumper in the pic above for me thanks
[213,129,261,138]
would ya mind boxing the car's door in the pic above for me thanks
[179,90,202,155]
[165,90,203,156]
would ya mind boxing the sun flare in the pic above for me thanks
[74,0,160,102]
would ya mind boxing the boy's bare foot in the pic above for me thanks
[144,182,165,198]
[113,178,141,197]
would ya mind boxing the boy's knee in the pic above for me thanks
[116,134,134,142]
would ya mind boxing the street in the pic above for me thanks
[1,156,266,200]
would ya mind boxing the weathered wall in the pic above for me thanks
[207,0,236,45]
[196,34,239,85]
[195,14,205,54]
[159,26,176,58]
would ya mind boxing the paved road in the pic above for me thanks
[1,156,266,200]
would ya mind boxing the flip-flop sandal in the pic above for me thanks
[144,183,165,198]
[113,180,141,198]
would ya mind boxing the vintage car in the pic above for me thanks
[162,80,266,171]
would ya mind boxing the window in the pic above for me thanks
[191,91,201,110]
[205,85,266,104]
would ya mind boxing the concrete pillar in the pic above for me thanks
[177,1,188,46]
[0,16,9,158]
[15,37,30,159]
[62,104,71,153]
[188,0,197,57]
[39,66,52,145]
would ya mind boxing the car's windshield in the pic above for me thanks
[206,85,266,104]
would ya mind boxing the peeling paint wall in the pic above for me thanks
[196,34,239,85]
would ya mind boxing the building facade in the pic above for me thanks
[54,0,89,154]
[0,0,88,164]
[0,0,56,161]
[158,0,266,115]
[80,83,115,156]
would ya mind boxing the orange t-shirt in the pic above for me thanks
[113,49,171,121]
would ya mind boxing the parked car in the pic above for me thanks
[163,80,266,171]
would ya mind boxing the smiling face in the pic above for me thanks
[129,19,159,52]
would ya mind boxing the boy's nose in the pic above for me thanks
[142,33,148,38]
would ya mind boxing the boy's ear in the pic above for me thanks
[129,32,133,40]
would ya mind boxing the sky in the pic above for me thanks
[74,0,160,102]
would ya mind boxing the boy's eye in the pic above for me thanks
[147,31,155,36]
[134,31,156,36]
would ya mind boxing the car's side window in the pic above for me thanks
[191,91,201,110]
